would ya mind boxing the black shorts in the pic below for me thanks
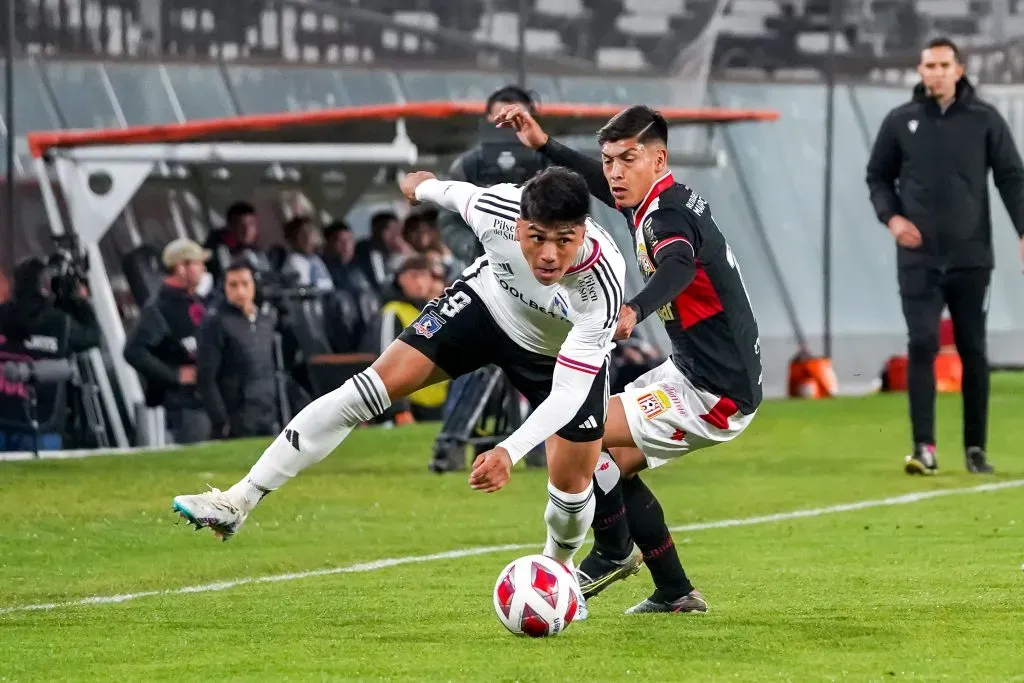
[398,278,607,443]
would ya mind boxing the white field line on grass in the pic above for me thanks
[2,478,1022,616]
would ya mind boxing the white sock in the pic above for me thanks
[227,369,391,510]
[543,480,596,570]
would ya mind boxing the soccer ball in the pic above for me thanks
[492,554,582,637]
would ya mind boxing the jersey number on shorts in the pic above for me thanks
[440,291,472,318]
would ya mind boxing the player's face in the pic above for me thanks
[517,220,585,285]
[918,46,962,101]
[600,137,668,208]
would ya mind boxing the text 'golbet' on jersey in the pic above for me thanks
[632,173,763,413]
[459,182,626,369]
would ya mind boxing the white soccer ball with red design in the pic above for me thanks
[492,554,582,637]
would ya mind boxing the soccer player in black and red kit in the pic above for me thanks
[494,103,763,614]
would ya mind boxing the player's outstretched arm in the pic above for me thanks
[493,305,617,468]
[400,171,484,230]
[493,104,615,208]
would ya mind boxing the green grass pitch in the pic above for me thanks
[2,374,1023,681]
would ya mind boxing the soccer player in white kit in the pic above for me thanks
[172,166,626,584]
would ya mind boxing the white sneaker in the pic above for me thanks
[172,488,247,540]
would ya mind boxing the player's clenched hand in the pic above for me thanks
[469,447,513,493]
[400,170,436,204]
[887,215,922,249]
[493,104,549,150]
[613,304,638,341]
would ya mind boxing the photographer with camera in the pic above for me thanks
[0,255,101,451]
[124,239,212,445]
[427,85,553,473]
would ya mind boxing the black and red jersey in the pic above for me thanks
[538,140,764,413]
[630,173,763,413]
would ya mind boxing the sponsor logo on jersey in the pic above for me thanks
[576,274,599,303]
[413,311,445,338]
[685,191,707,216]
[660,384,685,415]
[493,219,518,241]
[636,242,654,276]
[496,278,569,321]
[636,389,672,420]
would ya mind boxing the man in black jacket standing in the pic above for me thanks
[197,260,280,439]
[866,37,1024,475]
[124,239,211,445]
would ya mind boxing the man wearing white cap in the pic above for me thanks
[124,238,213,444]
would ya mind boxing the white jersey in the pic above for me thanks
[415,178,626,461]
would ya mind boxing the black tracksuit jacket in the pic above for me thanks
[866,77,1024,270]
[123,283,205,409]
[196,303,279,438]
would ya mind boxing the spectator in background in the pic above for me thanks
[372,255,449,423]
[204,201,271,284]
[439,85,552,266]
[197,260,280,440]
[321,220,373,294]
[404,210,457,280]
[124,238,212,445]
[0,268,9,303]
[354,211,414,291]
[280,216,334,291]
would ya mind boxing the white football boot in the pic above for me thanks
[567,563,589,622]
[172,488,248,541]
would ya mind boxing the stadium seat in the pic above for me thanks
[596,47,650,70]
[322,289,363,354]
[524,28,565,54]
[474,11,521,50]
[623,0,686,15]
[537,0,586,19]
[797,32,852,54]
[616,14,671,37]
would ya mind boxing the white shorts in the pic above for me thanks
[619,358,756,469]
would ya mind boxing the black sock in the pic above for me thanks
[589,476,633,561]
[622,475,694,601]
